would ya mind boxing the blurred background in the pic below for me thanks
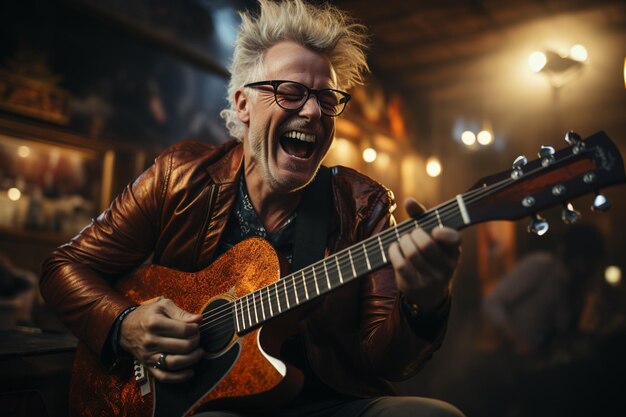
[0,1,624,416]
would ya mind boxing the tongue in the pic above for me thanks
[280,137,311,158]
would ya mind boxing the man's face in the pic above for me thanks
[236,42,337,194]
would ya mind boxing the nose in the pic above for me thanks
[298,94,322,120]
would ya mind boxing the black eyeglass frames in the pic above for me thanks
[243,80,351,117]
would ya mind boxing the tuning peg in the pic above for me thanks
[512,155,528,168]
[565,131,582,145]
[528,214,550,236]
[561,203,581,224]
[565,131,584,153]
[511,156,527,179]
[591,192,611,212]
[538,146,555,166]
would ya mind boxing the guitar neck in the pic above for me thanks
[229,131,626,334]
[232,196,468,334]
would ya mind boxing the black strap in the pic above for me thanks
[291,166,333,272]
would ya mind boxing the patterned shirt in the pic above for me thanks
[216,175,297,263]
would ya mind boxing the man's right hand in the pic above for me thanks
[119,298,204,383]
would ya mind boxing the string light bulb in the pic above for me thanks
[426,157,442,177]
[362,147,377,163]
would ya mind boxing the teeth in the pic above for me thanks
[284,131,315,143]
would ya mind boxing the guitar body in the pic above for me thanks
[69,238,303,417]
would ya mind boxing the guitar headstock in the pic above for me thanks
[463,131,625,234]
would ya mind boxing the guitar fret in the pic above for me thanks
[378,236,387,263]
[456,194,470,224]
[234,299,241,333]
[394,227,401,241]
[302,270,309,300]
[435,208,443,228]
[363,242,371,270]
[323,261,331,289]
[348,249,357,278]
[275,284,282,312]
[259,289,266,321]
[283,280,290,309]
[252,292,258,325]
[292,275,299,304]
[267,286,274,316]
[245,296,252,328]
[313,266,320,295]
[240,299,246,330]
[335,256,343,284]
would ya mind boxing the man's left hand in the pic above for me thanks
[389,198,461,312]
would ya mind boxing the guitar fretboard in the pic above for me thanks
[231,197,468,333]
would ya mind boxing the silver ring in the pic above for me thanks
[154,353,168,370]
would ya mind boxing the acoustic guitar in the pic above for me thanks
[69,131,625,417]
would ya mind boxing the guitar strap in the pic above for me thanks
[291,165,333,272]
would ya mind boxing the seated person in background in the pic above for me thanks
[483,223,605,357]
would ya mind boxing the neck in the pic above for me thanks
[243,169,301,234]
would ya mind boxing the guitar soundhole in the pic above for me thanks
[201,298,235,354]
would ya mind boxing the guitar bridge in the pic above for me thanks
[133,360,151,396]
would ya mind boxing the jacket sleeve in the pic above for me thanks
[39,152,169,360]
[357,190,450,381]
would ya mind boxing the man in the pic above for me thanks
[41,1,463,416]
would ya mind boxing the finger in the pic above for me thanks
[408,228,458,277]
[146,315,200,339]
[159,299,202,323]
[389,241,424,290]
[151,348,204,371]
[396,231,441,280]
[403,198,426,218]
[149,334,200,354]
[431,227,462,250]
[149,366,195,383]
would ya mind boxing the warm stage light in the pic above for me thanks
[605,266,622,286]
[362,147,377,163]
[569,44,588,62]
[461,131,476,146]
[477,130,492,145]
[528,51,547,72]
[426,157,442,177]
[8,188,21,201]
[17,146,31,158]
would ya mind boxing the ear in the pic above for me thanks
[234,89,250,123]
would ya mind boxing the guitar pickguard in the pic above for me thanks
[153,342,241,417]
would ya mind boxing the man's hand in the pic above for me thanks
[119,298,204,383]
[389,198,461,311]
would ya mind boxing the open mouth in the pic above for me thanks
[279,131,316,159]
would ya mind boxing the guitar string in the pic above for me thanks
[196,187,502,336]
[197,201,459,332]
[195,213,453,339]
[196,169,521,332]
[196,171,525,335]
[198,149,583,336]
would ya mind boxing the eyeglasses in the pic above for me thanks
[244,80,351,117]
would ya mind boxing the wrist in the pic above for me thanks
[113,305,138,358]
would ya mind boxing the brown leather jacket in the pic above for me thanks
[40,139,449,397]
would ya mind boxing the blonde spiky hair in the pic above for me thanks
[220,0,370,140]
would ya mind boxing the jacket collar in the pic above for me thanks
[206,140,244,185]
